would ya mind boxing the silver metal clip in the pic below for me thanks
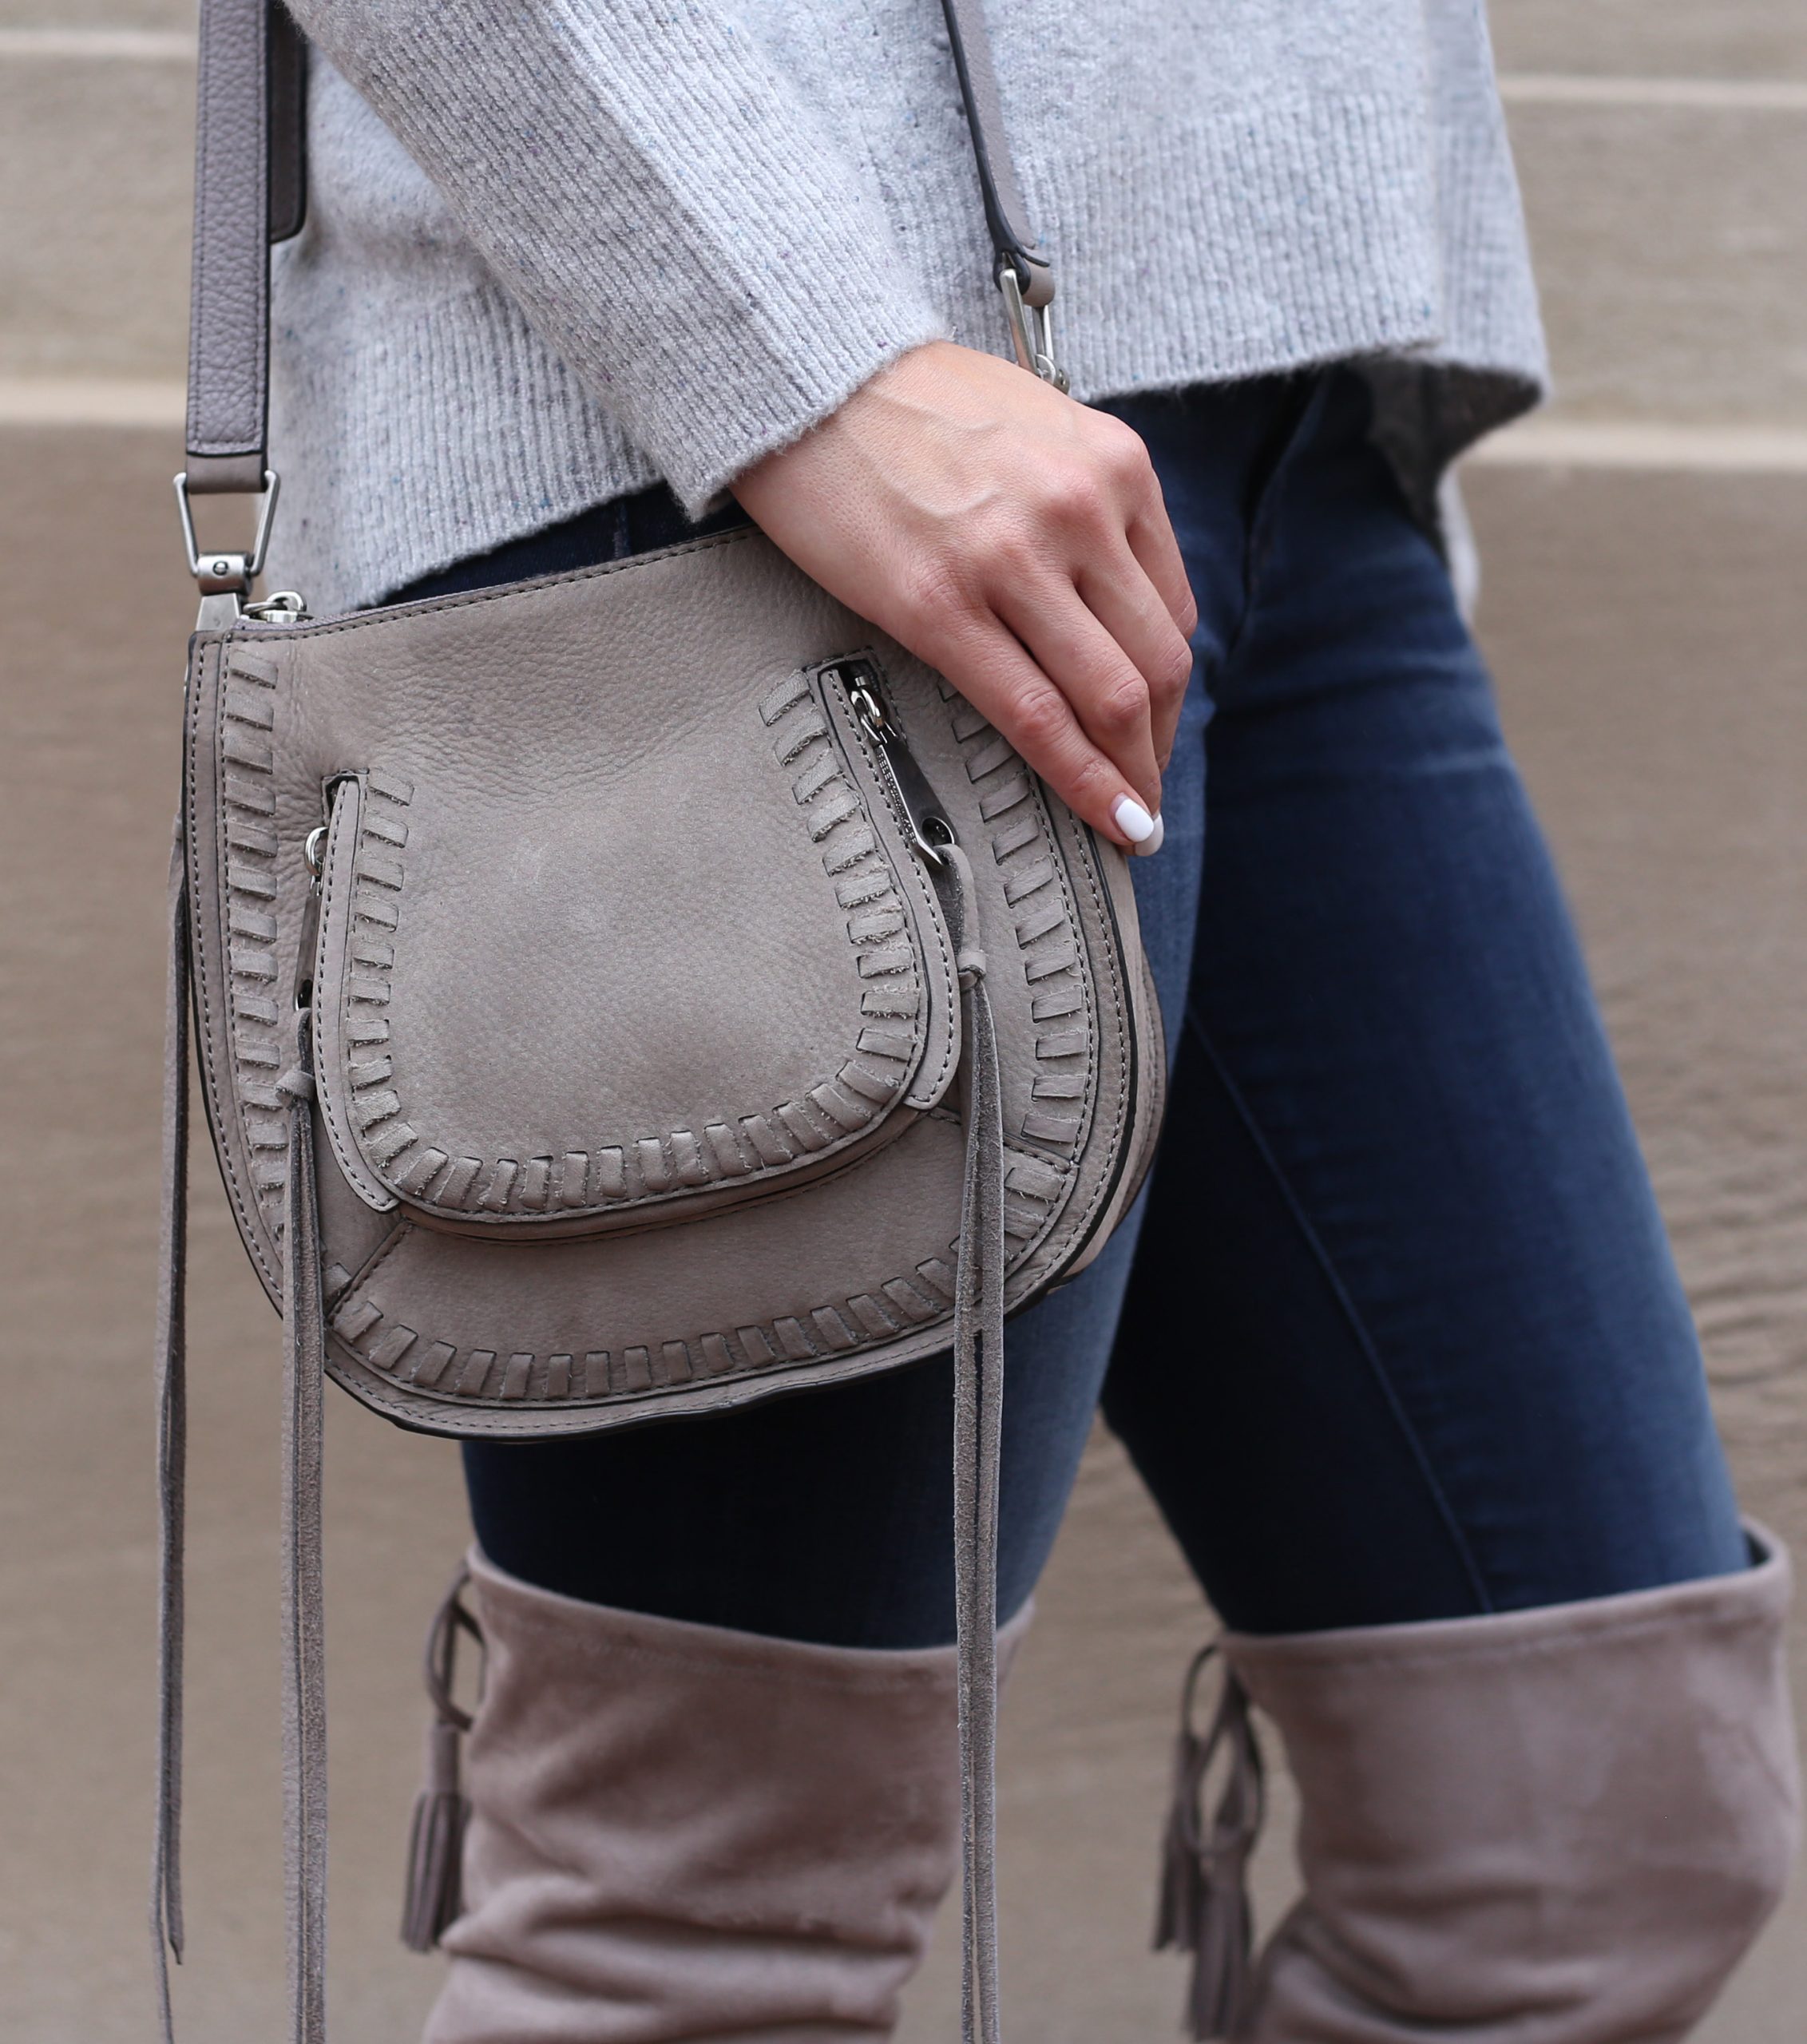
[173,469,281,620]
[245,590,310,624]
[997,265,1068,393]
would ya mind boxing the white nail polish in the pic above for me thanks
[1112,794,1156,845]
[1140,812,1165,856]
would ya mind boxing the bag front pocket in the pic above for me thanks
[311,660,959,1240]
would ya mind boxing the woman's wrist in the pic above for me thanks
[733,341,1195,850]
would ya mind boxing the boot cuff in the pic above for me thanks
[466,1543,1032,1696]
[1222,1519,1789,1675]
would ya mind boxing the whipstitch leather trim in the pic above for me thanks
[218,646,291,1238]
[934,679,1098,1159]
[318,1138,1072,1405]
[319,767,417,1198]
[332,672,932,1221]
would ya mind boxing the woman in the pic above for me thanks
[268,3,1798,2038]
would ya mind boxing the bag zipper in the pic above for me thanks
[830,659,955,868]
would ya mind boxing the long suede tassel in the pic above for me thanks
[1155,1642,1266,2040]
[278,1023,329,2044]
[156,776,331,2044]
[152,828,191,2044]
[942,842,1008,2044]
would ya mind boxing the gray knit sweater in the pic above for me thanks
[269,0,1547,616]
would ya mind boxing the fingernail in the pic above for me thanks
[1139,811,1164,857]
[1112,794,1156,846]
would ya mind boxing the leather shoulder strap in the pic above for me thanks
[938,0,1054,308]
[183,0,1048,498]
[184,0,306,493]
[268,2,310,247]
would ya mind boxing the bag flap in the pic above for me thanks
[311,660,958,1235]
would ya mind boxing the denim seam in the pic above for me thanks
[1189,1014,1496,1617]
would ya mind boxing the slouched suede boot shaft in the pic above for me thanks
[1223,1525,1799,2043]
[423,1549,1030,2043]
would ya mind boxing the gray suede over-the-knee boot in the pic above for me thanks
[422,1547,1029,2044]
[1211,1525,1799,2044]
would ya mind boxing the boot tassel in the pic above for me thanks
[1154,1641,1266,2040]
[401,1565,483,1953]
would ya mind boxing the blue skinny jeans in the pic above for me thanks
[410,366,1749,1646]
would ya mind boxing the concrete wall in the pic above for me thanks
[1,8,1802,2039]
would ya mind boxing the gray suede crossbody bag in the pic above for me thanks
[155,6,1166,2040]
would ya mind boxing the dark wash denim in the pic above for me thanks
[402,367,1748,1647]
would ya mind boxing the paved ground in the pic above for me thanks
[2,427,1803,2042]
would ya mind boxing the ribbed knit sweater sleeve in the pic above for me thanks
[283,0,949,513]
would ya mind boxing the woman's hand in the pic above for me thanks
[733,341,1195,852]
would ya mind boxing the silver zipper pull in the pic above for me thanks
[832,660,956,868]
[294,776,355,1016]
[294,840,324,1018]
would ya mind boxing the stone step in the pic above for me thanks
[1466,459,1807,1520]
[1505,90,1807,426]
[0,0,191,27]
[0,37,193,380]
[1492,0,1807,81]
